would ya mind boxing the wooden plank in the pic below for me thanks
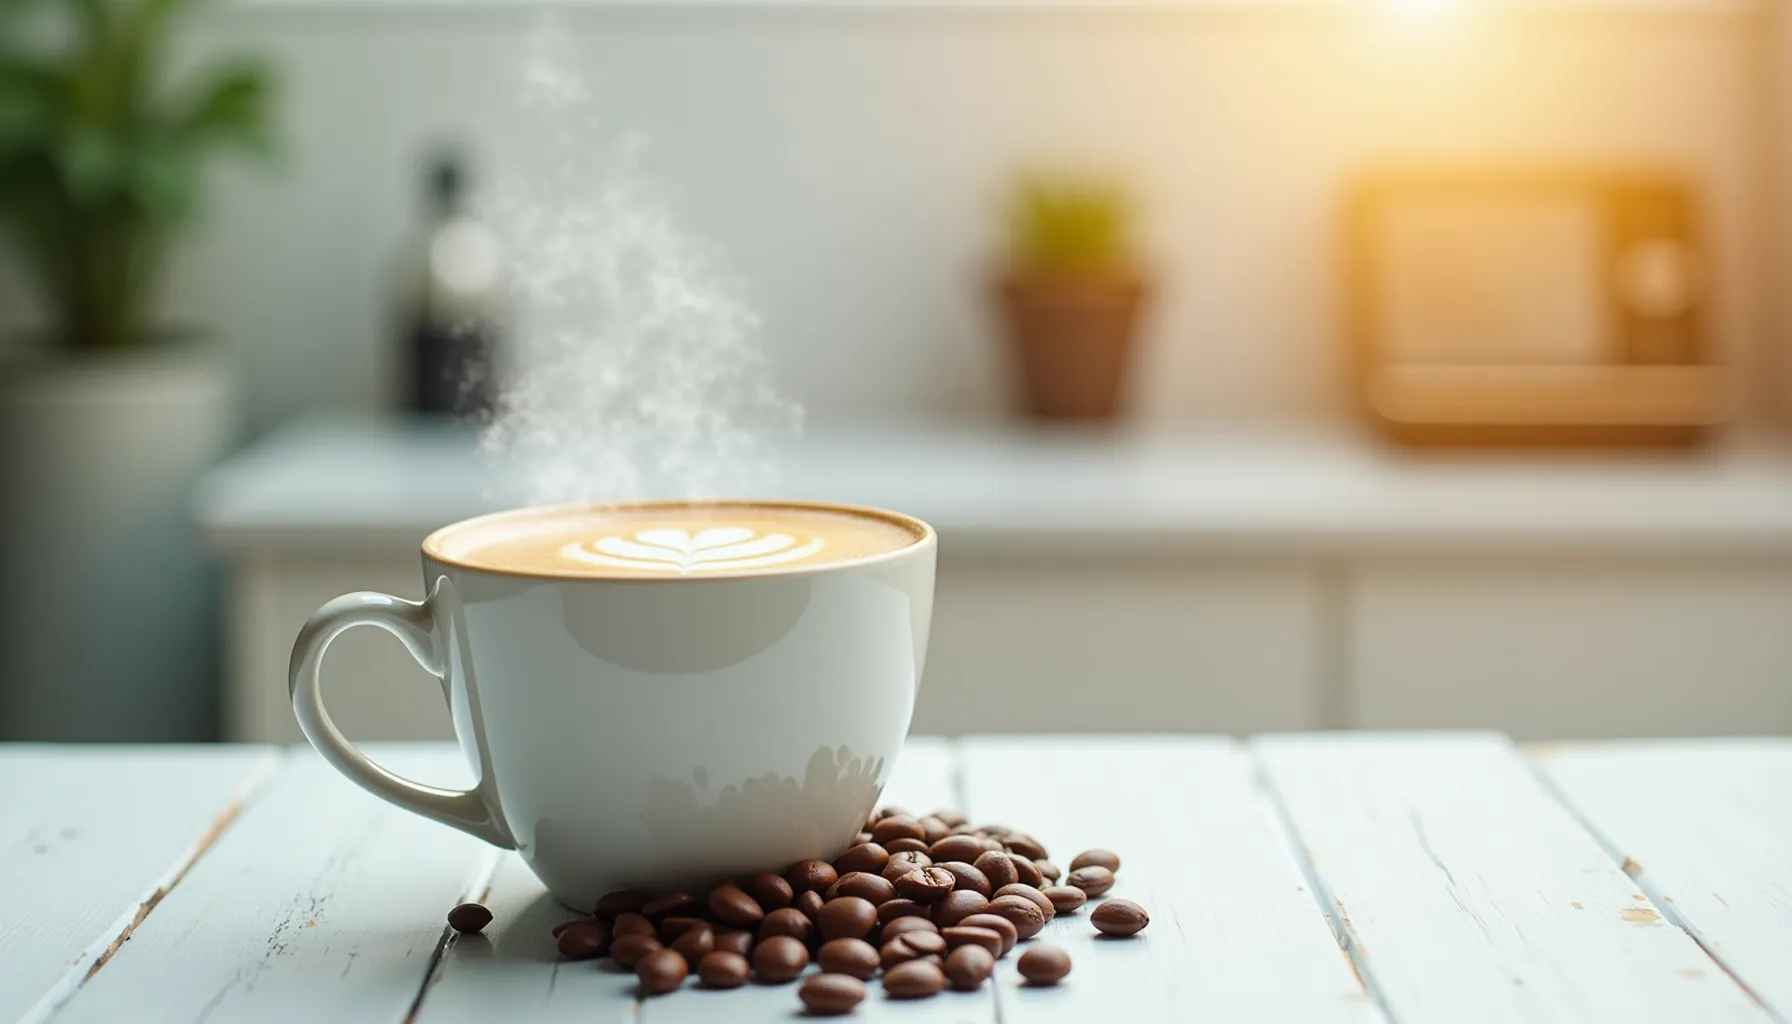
[1534,739,1792,1020]
[0,745,280,1024]
[411,737,984,1023]
[958,736,1381,1024]
[53,746,493,1024]
[1256,733,1770,1024]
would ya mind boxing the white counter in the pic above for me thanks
[198,417,1792,557]
[201,418,1792,746]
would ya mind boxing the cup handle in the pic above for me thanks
[289,589,514,849]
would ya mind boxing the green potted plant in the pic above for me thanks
[995,175,1149,420]
[0,0,275,740]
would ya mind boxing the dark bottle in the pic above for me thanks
[403,148,503,418]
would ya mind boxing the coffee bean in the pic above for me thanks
[827,871,895,905]
[918,816,950,845]
[737,871,792,911]
[752,934,810,983]
[816,936,880,979]
[815,895,877,941]
[832,842,889,876]
[1005,834,1049,861]
[883,959,947,998]
[881,850,932,883]
[793,889,825,920]
[932,808,968,828]
[670,922,714,966]
[940,861,993,897]
[612,912,655,938]
[877,898,931,925]
[902,930,947,956]
[879,936,925,969]
[887,836,931,854]
[948,823,980,836]
[1043,885,1088,914]
[758,907,812,944]
[895,866,958,904]
[979,824,1016,839]
[928,835,986,864]
[640,891,698,919]
[1013,856,1045,889]
[785,859,837,894]
[932,890,990,927]
[994,883,1055,919]
[636,947,688,995]
[595,890,650,917]
[957,913,1019,956]
[987,894,1047,939]
[941,926,1004,958]
[551,917,595,939]
[556,920,608,960]
[714,929,754,958]
[945,943,996,990]
[657,916,705,942]
[1017,944,1072,985]
[1070,848,1121,873]
[608,932,662,969]
[1067,865,1116,897]
[877,804,912,821]
[850,831,873,846]
[707,883,765,928]
[695,949,750,988]
[1091,898,1150,937]
[880,915,939,940]
[447,902,492,934]
[798,973,867,1015]
[1035,861,1063,883]
[973,850,1019,891]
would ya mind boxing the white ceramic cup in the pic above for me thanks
[289,499,936,908]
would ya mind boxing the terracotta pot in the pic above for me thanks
[996,271,1148,420]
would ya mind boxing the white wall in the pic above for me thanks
[5,1,1774,435]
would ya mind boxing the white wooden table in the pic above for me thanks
[3,734,1788,1023]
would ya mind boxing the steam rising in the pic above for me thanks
[480,19,800,505]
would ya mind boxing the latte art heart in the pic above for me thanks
[561,526,826,574]
[429,502,922,578]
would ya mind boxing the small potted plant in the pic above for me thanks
[995,174,1149,420]
[0,0,275,739]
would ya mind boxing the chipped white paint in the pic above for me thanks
[52,748,491,1024]
[1536,739,1792,1019]
[1256,733,1770,1024]
[409,852,637,1024]
[0,746,279,1024]
[959,736,1383,1024]
[7,735,1782,1023]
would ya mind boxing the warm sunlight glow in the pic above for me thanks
[1389,0,1465,25]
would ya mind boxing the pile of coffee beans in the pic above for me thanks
[447,808,1150,1015]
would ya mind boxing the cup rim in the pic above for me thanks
[422,498,936,583]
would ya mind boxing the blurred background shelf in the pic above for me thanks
[202,417,1792,745]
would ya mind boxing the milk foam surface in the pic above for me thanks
[429,503,922,578]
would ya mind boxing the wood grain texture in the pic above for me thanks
[1257,733,1770,1024]
[959,736,1381,1024]
[411,737,988,1023]
[1535,739,1792,1019]
[52,747,491,1024]
[0,746,279,1024]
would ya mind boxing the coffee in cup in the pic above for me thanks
[429,501,923,579]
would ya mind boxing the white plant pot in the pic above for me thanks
[0,347,234,740]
